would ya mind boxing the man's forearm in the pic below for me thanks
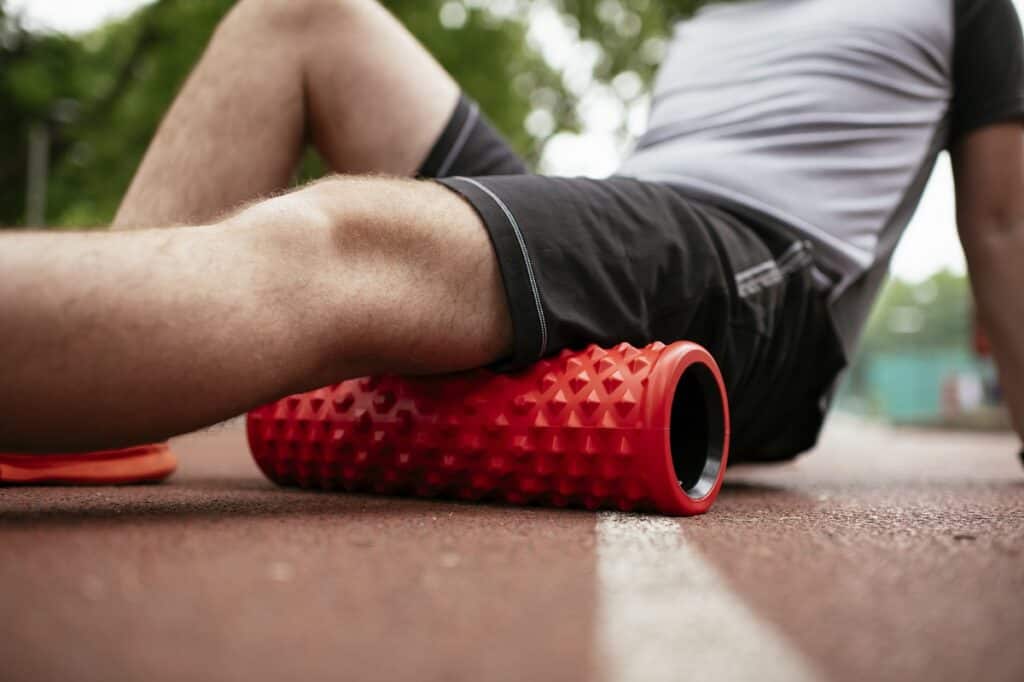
[963,225,1024,441]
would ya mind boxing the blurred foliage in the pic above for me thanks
[559,0,688,81]
[0,0,724,228]
[861,270,970,353]
[842,270,973,402]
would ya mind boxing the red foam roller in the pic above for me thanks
[247,341,730,516]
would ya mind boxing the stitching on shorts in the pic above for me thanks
[436,103,479,177]
[735,241,805,282]
[451,176,549,359]
[736,242,813,298]
[734,260,777,283]
[737,251,812,297]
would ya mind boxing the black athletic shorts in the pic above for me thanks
[420,96,847,463]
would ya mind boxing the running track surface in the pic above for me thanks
[2,415,1022,682]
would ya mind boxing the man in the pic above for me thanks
[1,0,1022,481]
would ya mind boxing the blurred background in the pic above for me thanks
[1,0,1018,431]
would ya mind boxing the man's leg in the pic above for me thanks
[0,176,511,452]
[0,0,463,472]
[0,1,532,457]
[2,170,844,461]
[114,0,459,227]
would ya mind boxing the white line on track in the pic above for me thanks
[595,512,821,682]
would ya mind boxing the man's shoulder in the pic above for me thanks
[954,0,1016,27]
[949,0,1024,142]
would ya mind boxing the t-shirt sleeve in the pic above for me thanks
[948,0,1024,144]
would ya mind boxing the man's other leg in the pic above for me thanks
[114,0,459,227]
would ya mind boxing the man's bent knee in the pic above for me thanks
[228,0,371,35]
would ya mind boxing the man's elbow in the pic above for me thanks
[958,215,1024,254]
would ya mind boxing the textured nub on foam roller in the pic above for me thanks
[247,341,730,516]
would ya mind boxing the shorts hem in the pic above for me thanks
[435,176,546,373]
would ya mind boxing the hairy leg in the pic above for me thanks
[115,0,458,227]
[0,177,511,451]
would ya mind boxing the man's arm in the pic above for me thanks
[951,122,1024,442]
[0,177,511,452]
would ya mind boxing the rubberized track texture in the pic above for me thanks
[0,443,176,485]
[248,341,730,516]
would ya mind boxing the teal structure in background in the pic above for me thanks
[840,349,989,424]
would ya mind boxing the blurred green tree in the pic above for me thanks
[839,270,973,408]
[1,0,723,228]
[862,270,971,354]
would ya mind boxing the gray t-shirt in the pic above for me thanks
[618,0,1024,358]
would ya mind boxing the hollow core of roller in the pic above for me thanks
[668,362,726,501]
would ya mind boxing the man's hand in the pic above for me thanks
[952,122,1024,445]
